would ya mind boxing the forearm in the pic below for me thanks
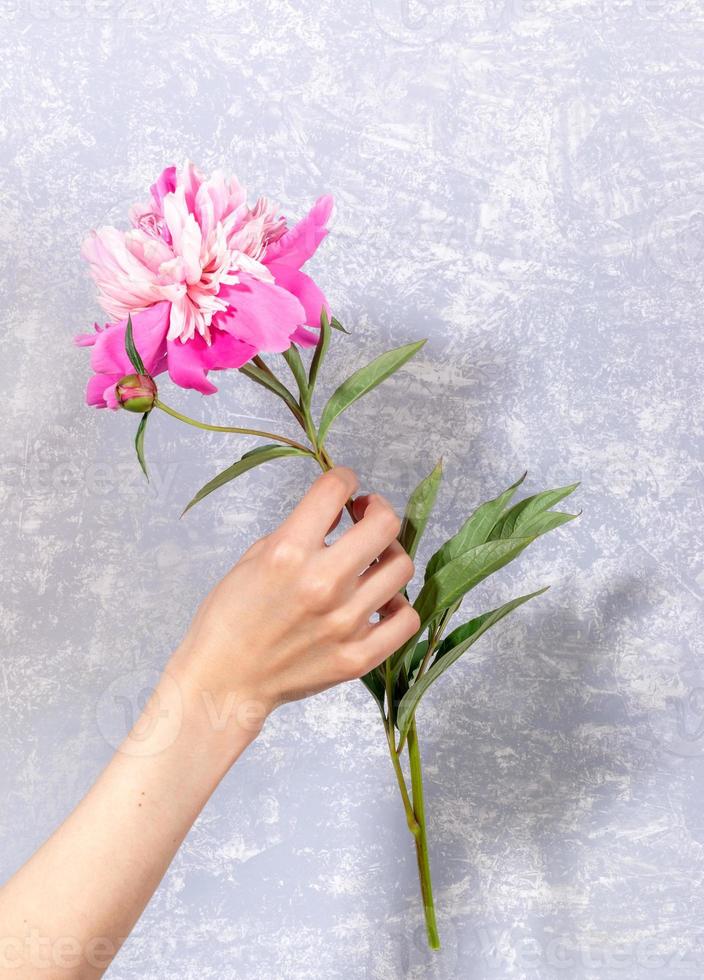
[0,657,259,979]
[0,470,417,977]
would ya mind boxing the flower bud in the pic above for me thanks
[115,374,157,413]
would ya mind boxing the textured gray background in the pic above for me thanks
[1,0,703,977]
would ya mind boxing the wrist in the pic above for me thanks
[163,646,271,768]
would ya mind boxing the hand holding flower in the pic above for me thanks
[73,161,580,950]
[169,467,419,739]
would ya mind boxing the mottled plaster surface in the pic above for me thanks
[1,0,703,977]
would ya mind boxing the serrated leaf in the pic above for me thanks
[182,444,311,516]
[308,308,332,394]
[282,345,309,404]
[125,314,146,375]
[330,316,349,333]
[398,460,443,561]
[425,472,526,581]
[135,412,149,481]
[396,588,548,738]
[317,339,426,446]
[489,483,580,541]
[239,361,301,416]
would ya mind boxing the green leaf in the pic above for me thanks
[391,536,534,675]
[125,314,146,375]
[405,638,428,683]
[489,483,580,541]
[135,412,149,481]
[415,537,534,631]
[517,509,580,539]
[424,472,526,581]
[360,667,386,716]
[330,316,349,334]
[282,345,309,404]
[398,460,443,561]
[396,588,548,738]
[317,339,426,445]
[182,444,311,516]
[239,361,301,417]
[308,308,332,394]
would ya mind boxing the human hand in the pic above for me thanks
[169,467,419,745]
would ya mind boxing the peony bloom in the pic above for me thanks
[77,162,332,407]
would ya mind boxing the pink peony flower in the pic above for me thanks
[77,162,333,407]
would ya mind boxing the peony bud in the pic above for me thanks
[115,374,157,413]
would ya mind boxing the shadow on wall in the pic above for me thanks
[399,569,688,976]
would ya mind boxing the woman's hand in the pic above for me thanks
[170,466,420,740]
[0,467,419,980]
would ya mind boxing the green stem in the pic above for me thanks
[154,399,310,453]
[407,719,440,950]
[397,605,458,755]
[384,661,419,835]
[253,356,307,427]
[238,354,439,947]
[396,633,439,757]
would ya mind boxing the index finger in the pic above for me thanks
[280,467,359,545]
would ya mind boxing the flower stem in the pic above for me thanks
[385,662,420,836]
[154,399,310,452]
[238,354,440,948]
[407,719,441,950]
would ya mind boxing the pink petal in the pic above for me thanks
[86,373,120,408]
[215,275,306,353]
[267,262,329,327]
[167,328,257,395]
[263,194,333,269]
[74,323,102,347]
[89,302,171,377]
[289,325,321,347]
[149,165,177,213]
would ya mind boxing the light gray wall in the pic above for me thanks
[1,1,703,977]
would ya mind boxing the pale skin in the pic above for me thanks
[0,467,420,979]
